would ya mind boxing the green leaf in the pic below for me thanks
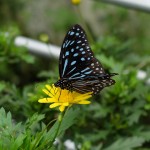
[103,137,145,150]
[59,107,81,134]
[25,113,45,129]
[136,131,150,141]
[11,134,26,150]
[0,107,25,149]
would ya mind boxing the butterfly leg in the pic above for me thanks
[58,88,62,102]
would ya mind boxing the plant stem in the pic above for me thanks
[47,110,65,149]
[74,5,95,44]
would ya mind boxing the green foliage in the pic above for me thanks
[0,107,81,150]
[0,29,35,64]
[0,107,25,150]
[103,137,145,150]
[0,1,150,149]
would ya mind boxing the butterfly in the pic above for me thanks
[54,24,118,95]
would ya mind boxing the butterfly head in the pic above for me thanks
[54,78,72,90]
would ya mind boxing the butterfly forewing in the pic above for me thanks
[59,24,105,80]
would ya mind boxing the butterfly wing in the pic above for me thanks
[59,24,117,94]
[59,24,105,80]
[72,74,116,94]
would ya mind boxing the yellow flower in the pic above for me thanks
[38,84,92,112]
[71,0,81,5]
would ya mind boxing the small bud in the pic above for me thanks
[71,0,81,5]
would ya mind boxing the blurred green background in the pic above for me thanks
[0,0,150,149]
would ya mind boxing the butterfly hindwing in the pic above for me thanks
[72,75,116,94]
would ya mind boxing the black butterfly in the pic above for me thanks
[54,24,117,95]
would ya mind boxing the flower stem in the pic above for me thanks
[47,110,66,149]
[74,5,95,44]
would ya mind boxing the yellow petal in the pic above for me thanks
[50,103,60,108]
[52,84,60,94]
[77,100,91,104]
[45,84,52,91]
[74,95,92,101]
[42,89,54,98]
[62,102,69,106]
[59,105,65,112]
[38,98,55,103]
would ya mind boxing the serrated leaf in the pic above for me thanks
[26,113,45,129]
